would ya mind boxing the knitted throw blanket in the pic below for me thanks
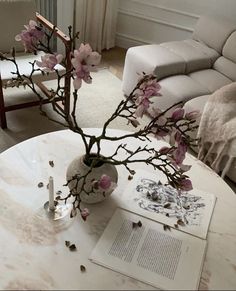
[197,82,236,178]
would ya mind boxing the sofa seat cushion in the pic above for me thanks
[147,75,210,112]
[189,69,232,93]
[122,45,186,95]
[192,15,236,53]
[160,40,213,73]
[213,57,236,81]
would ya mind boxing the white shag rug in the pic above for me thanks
[0,68,149,153]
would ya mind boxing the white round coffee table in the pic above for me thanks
[0,128,235,290]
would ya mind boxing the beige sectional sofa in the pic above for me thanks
[122,15,236,110]
[122,15,236,182]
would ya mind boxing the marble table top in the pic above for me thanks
[0,128,235,290]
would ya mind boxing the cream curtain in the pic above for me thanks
[74,0,118,52]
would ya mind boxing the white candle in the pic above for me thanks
[49,176,55,211]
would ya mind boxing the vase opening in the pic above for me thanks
[83,153,104,168]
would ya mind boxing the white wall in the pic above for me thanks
[116,0,236,48]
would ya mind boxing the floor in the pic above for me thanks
[100,47,236,193]
[100,47,126,80]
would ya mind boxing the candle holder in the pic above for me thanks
[44,200,73,220]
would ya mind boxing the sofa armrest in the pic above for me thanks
[122,45,185,95]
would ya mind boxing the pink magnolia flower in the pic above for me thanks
[172,141,187,166]
[98,174,112,190]
[71,43,101,89]
[171,108,185,121]
[140,79,161,98]
[81,208,90,221]
[134,79,161,119]
[174,130,182,143]
[169,129,184,147]
[73,63,92,89]
[15,20,44,53]
[135,96,152,118]
[179,178,193,191]
[72,44,101,69]
[36,53,63,71]
[24,20,38,31]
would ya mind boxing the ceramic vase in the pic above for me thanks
[66,154,118,204]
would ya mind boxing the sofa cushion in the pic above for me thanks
[147,75,210,112]
[222,31,236,63]
[184,39,220,64]
[122,45,185,95]
[192,15,236,53]
[189,69,232,93]
[213,57,236,81]
[160,40,212,73]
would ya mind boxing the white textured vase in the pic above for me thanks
[66,154,118,204]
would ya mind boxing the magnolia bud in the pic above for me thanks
[179,179,193,191]
[171,108,185,121]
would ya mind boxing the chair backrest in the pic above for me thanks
[0,0,36,53]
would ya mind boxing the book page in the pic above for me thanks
[119,169,216,239]
[90,209,206,290]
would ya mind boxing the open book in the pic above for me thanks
[119,169,216,239]
[90,170,216,289]
[90,208,207,290]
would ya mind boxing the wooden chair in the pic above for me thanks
[0,0,72,129]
